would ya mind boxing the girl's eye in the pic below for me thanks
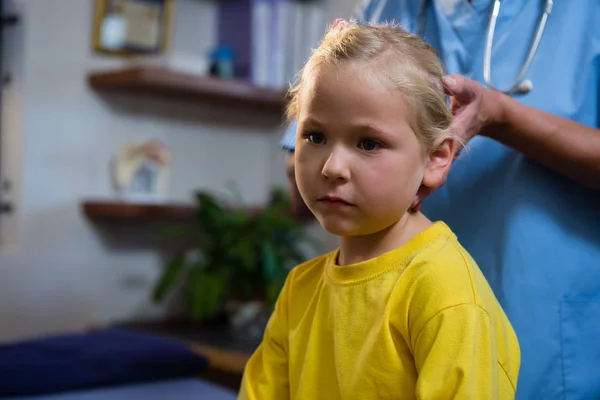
[303,132,326,145]
[358,139,382,151]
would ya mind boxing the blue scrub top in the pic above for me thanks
[282,1,600,398]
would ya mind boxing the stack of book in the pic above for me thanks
[216,0,326,90]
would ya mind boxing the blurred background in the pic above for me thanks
[0,0,358,342]
[0,1,592,399]
[0,1,361,396]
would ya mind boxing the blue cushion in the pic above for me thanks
[0,328,208,396]
[3,378,236,400]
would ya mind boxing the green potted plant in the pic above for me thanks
[152,186,321,327]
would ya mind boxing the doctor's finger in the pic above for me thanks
[443,74,479,102]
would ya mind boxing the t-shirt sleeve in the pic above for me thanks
[239,272,294,399]
[411,304,516,399]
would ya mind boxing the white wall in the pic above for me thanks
[0,0,289,342]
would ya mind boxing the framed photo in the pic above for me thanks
[92,0,175,56]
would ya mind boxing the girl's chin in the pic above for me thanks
[315,215,374,237]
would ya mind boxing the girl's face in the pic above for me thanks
[295,63,433,237]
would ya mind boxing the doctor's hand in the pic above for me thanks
[409,75,505,213]
[442,74,504,155]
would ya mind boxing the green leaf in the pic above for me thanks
[236,236,258,270]
[188,268,206,321]
[161,185,321,321]
[206,273,224,319]
[185,268,229,321]
[152,255,185,302]
[261,241,279,280]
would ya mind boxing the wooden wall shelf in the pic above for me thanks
[82,200,196,221]
[87,67,287,113]
[82,200,310,223]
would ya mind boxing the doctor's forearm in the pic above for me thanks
[483,93,600,191]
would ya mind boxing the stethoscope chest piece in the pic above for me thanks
[516,79,533,95]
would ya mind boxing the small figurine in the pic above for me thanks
[112,139,170,202]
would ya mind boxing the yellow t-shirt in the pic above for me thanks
[239,222,520,399]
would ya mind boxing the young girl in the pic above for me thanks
[240,20,520,399]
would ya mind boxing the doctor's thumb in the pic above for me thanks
[442,74,478,102]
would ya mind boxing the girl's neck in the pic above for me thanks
[337,212,432,266]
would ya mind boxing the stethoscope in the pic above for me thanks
[417,0,554,95]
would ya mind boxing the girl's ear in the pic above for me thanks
[409,138,455,213]
[422,138,455,190]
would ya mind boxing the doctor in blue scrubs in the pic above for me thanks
[281,0,600,398]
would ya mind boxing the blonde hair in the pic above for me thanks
[287,21,456,152]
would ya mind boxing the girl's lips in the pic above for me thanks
[317,196,355,207]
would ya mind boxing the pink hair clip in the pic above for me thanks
[331,18,349,31]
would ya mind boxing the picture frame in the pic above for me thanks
[92,0,175,56]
